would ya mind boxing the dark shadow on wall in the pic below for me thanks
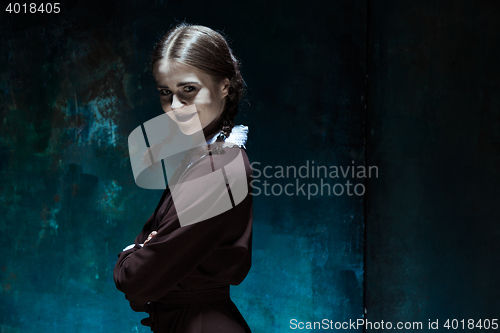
[365,0,500,329]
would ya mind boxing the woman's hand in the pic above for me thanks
[121,231,156,251]
[143,231,157,245]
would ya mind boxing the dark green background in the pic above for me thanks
[0,0,498,332]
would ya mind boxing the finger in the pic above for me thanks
[144,231,157,245]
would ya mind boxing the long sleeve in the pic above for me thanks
[113,146,253,307]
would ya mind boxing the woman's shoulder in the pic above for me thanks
[178,123,252,182]
[185,145,251,180]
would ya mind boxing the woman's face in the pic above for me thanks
[153,60,229,135]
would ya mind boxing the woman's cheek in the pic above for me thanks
[160,100,170,113]
[195,107,207,127]
[194,91,213,107]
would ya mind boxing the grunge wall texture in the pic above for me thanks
[365,0,500,329]
[0,0,365,332]
[0,0,499,332]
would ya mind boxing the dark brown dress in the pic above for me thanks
[114,144,253,332]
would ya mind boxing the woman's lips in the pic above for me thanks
[173,111,197,122]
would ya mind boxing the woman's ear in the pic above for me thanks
[220,78,230,99]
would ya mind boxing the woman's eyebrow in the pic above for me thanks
[157,81,200,88]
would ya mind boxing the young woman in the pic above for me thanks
[113,23,253,332]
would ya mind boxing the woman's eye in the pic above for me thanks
[183,86,196,92]
[160,89,171,96]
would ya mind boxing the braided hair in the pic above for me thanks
[150,23,245,143]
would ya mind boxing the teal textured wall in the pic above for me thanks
[0,0,366,332]
[3,1,500,332]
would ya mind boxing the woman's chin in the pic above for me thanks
[165,107,203,136]
[177,120,203,136]
[175,115,205,138]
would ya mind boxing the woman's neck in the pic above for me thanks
[203,115,223,143]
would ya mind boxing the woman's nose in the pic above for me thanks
[171,94,185,109]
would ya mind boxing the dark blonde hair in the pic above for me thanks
[151,23,245,138]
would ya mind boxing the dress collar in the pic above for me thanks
[206,124,249,149]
